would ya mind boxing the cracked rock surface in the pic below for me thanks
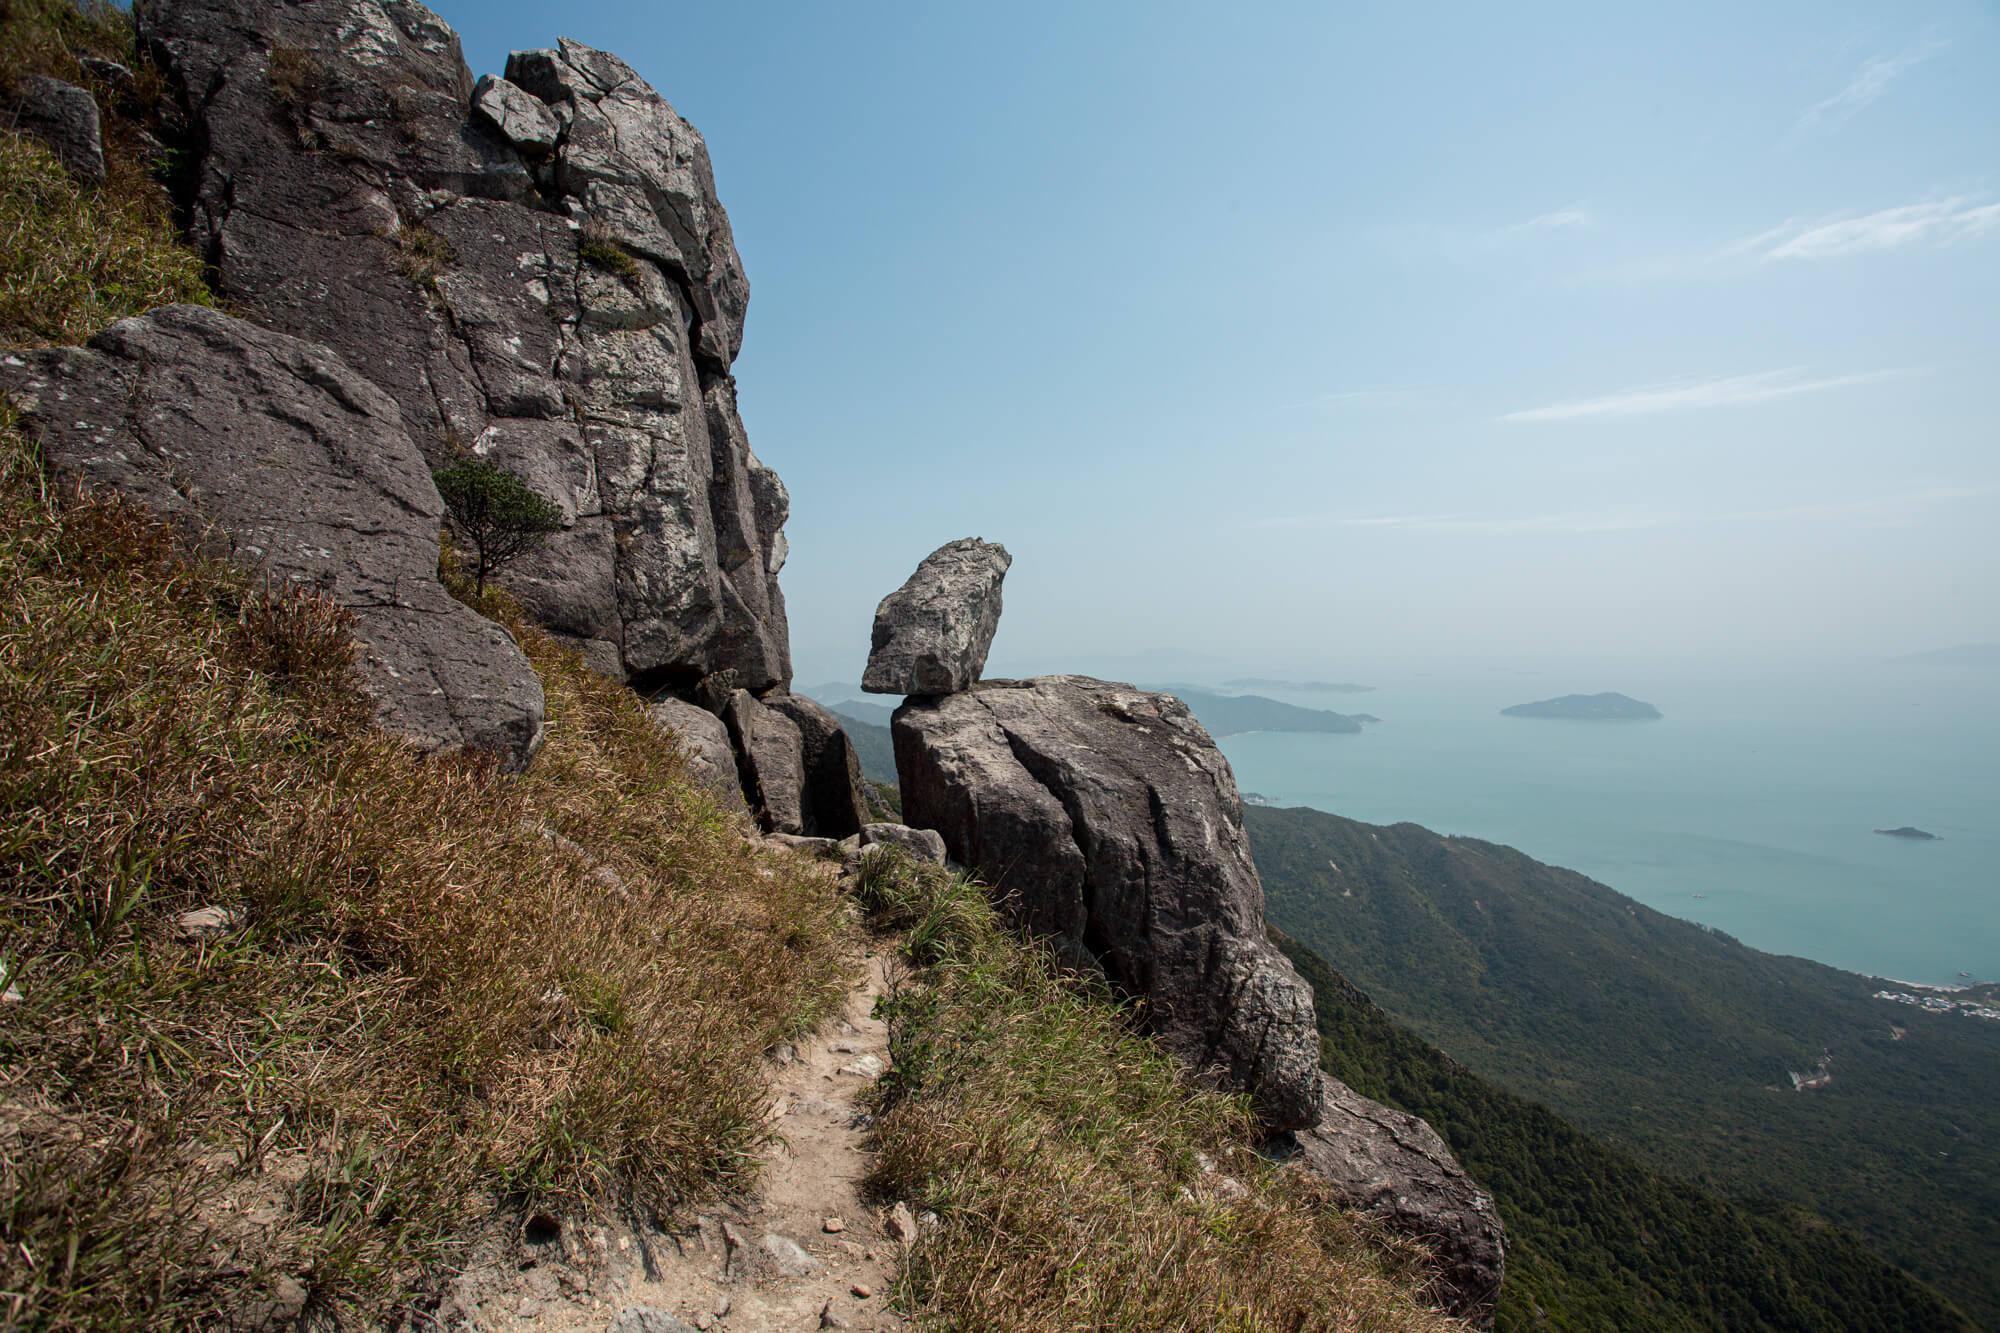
[135,0,790,690]
[1285,1072,1507,1328]
[891,675,1322,1130]
[0,304,545,768]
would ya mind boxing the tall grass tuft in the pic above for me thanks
[0,416,852,1329]
[856,851,1466,1333]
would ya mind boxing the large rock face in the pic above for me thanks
[0,305,544,769]
[862,538,1010,695]
[1289,1073,1506,1327]
[893,676,1321,1130]
[134,1,790,691]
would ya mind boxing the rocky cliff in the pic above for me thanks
[137,0,789,692]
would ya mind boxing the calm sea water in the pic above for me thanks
[1216,667,2000,986]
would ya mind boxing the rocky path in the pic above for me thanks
[462,942,912,1333]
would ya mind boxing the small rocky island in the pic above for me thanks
[1874,826,1939,841]
[1502,692,1662,720]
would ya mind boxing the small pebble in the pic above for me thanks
[851,1283,873,1298]
[822,1216,845,1233]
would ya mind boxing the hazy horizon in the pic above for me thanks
[441,1,1999,688]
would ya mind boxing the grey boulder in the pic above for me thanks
[862,539,1010,695]
[14,76,104,181]
[766,694,868,839]
[0,305,545,769]
[893,676,1320,1130]
[647,697,749,819]
[470,73,559,153]
[1289,1073,1506,1328]
[859,823,947,865]
[723,691,806,835]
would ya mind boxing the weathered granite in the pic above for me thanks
[862,538,1010,695]
[647,697,749,819]
[134,1,790,690]
[893,675,1321,1130]
[470,73,557,153]
[859,823,947,865]
[766,694,868,839]
[0,305,544,769]
[13,75,104,181]
[1288,1073,1506,1327]
[723,690,805,835]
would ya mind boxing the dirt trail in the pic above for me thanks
[458,941,912,1333]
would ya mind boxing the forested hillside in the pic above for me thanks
[1275,932,1975,1333]
[1249,805,2000,1328]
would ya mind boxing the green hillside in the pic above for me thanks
[1247,805,2000,1328]
[1274,930,1975,1333]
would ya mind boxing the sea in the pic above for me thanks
[1212,666,2000,987]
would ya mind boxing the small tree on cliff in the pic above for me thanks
[432,458,562,595]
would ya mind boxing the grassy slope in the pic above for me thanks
[1274,929,1976,1333]
[0,416,855,1328]
[856,852,1466,1333]
[1247,804,2000,1329]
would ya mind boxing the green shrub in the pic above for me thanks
[431,457,563,594]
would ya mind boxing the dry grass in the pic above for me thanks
[855,853,1467,1333]
[0,132,212,348]
[0,1,210,349]
[0,416,853,1330]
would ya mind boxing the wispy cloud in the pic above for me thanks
[1255,487,1985,535]
[1510,208,1594,234]
[1501,366,1919,423]
[1602,194,1997,282]
[1761,198,2000,260]
[1797,39,1949,133]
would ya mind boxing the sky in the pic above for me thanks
[439,0,2000,686]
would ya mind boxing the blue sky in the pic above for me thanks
[441,1,1999,685]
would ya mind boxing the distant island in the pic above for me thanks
[1501,692,1661,721]
[1242,791,1280,807]
[1222,677,1375,694]
[1157,687,1367,737]
[1874,827,1939,841]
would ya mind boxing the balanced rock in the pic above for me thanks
[1290,1073,1506,1327]
[13,76,104,181]
[893,676,1321,1129]
[862,539,1010,695]
[647,697,749,818]
[0,305,545,769]
[134,2,790,689]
